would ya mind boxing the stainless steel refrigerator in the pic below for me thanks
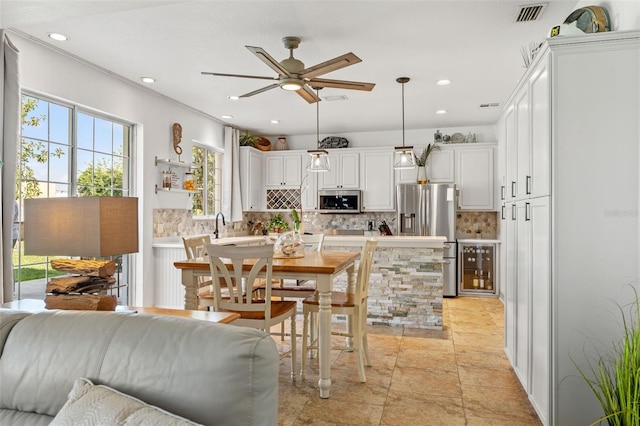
[396,183,458,296]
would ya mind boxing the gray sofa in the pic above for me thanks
[0,309,279,425]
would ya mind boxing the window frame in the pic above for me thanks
[192,143,223,217]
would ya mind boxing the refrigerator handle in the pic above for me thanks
[511,204,516,220]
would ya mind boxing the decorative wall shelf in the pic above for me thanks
[154,156,202,195]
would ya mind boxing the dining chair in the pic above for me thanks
[182,235,215,310]
[271,233,325,340]
[301,239,378,383]
[204,243,297,380]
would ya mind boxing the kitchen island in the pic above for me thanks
[153,234,445,330]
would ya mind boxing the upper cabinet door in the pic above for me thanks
[264,153,302,187]
[515,87,530,199]
[395,146,455,183]
[360,149,395,211]
[529,58,550,198]
[319,151,359,189]
[456,147,495,210]
[427,149,455,182]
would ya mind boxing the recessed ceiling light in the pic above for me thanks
[221,115,233,119]
[270,120,280,124]
[227,95,240,101]
[436,79,451,86]
[436,110,448,114]
[47,33,69,41]
[140,77,156,84]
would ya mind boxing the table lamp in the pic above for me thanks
[24,197,138,310]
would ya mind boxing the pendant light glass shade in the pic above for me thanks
[307,87,330,172]
[393,77,416,170]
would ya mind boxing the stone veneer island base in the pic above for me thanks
[323,236,445,330]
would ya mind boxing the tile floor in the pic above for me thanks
[275,297,542,425]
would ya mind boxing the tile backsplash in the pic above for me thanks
[154,209,498,239]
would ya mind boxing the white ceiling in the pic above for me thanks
[1,1,578,137]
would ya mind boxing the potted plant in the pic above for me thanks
[268,213,289,234]
[239,130,259,148]
[414,143,440,184]
[576,285,640,425]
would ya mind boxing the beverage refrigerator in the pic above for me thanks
[396,183,457,296]
[458,242,497,296]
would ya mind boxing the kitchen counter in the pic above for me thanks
[154,234,445,329]
[457,238,501,244]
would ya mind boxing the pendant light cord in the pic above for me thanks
[401,80,405,147]
[316,88,320,148]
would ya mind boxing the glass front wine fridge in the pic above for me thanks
[458,242,497,296]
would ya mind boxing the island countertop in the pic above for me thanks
[153,235,446,249]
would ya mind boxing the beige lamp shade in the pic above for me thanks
[24,197,138,257]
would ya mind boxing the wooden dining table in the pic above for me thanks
[174,250,360,398]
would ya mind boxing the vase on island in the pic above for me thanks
[417,166,428,184]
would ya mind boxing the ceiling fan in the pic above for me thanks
[202,36,375,103]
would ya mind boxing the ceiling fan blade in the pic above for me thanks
[307,78,375,91]
[245,46,291,77]
[296,86,321,103]
[300,52,362,79]
[201,72,277,81]
[239,83,279,98]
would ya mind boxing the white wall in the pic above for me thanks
[12,32,226,306]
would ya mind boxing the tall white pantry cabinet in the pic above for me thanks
[498,31,639,426]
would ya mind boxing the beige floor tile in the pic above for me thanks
[277,297,542,425]
[293,399,384,425]
[381,389,466,425]
[390,366,461,398]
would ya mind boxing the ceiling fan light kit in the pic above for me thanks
[394,77,417,170]
[203,36,375,104]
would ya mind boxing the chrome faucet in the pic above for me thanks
[214,212,226,239]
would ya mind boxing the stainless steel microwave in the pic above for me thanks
[318,190,361,214]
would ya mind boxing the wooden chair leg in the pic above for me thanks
[290,313,297,381]
[361,308,371,366]
[301,306,309,379]
[353,307,366,383]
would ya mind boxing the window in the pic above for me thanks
[192,144,222,216]
[15,93,133,303]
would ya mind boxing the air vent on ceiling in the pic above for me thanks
[322,95,349,101]
[480,103,500,108]
[515,3,547,22]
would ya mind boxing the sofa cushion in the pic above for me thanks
[51,378,201,425]
[0,310,279,426]
[0,409,53,426]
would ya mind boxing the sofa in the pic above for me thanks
[0,309,279,425]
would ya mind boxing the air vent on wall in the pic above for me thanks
[515,3,547,22]
[480,103,500,108]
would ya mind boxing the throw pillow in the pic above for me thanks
[51,378,202,426]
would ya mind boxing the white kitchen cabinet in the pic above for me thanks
[396,147,455,184]
[264,152,302,187]
[456,146,495,210]
[319,151,359,189]
[498,31,639,426]
[360,148,395,211]
[301,169,318,211]
[240,147,264,211]
[504,55,550,201]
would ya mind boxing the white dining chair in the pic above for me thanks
[205,243,298,380]
[301,239,378,382]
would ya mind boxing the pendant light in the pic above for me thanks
[307,87,330,172]
[393,77,417,170]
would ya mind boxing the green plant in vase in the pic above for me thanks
[415,143,440,184]
[575,284,640,426]
[268,213,289,234]
[239,130,259,148]
[291,209,301,232]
